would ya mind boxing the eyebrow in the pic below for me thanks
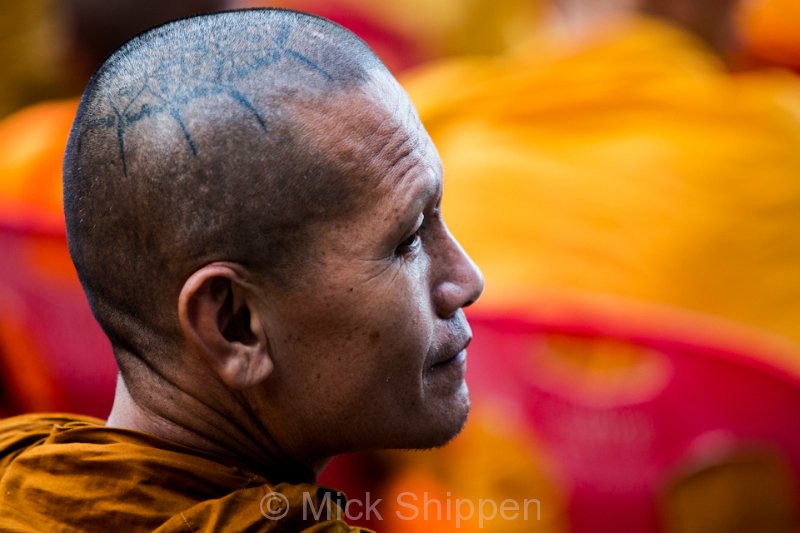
[390,169,440,234]
[424,175,442,207]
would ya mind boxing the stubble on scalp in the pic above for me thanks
[63,9,388,368]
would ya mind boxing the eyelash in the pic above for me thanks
[396,225,424,255]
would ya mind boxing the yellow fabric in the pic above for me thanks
[0,414,371,532]
[402,17,800,367]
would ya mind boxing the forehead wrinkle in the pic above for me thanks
[388,150,440,220]
[378,120,421,184]
[355,68,432,178]
[376,122,441,225]
[291,88,426,184]
[369,99,433,187]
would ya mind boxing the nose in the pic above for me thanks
[432,225,485,319]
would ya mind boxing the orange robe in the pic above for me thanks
[402,16,800,371]
[737,0,800,71]
[0,414,371,532]
[0,98,76,233]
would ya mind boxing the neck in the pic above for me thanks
[106,368,323,484]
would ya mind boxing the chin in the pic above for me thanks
[401,387,471,451]
[423,409,470,449]
[332,384,471,454]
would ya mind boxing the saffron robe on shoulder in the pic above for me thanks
[0,413,370,532]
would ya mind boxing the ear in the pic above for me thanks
[178,263,273,390]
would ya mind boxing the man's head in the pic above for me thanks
[64,9,483,470]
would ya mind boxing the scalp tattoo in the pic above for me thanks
[83,19,333,175]
[64,9,384,360]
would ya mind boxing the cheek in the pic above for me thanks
[271,258,434,380]
[335,293,432,375]
[352,304,433,382]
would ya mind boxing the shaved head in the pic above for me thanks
[63,8,483,474]
[64,9,388,368]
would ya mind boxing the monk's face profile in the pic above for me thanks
[249,74,484,459]
[65,9,482,476]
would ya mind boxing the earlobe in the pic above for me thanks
[178,263,274,390]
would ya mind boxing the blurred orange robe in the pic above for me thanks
[0,98,76,232]
[402,16,800,371]
[738,0,800,71]
[0,414,370,532]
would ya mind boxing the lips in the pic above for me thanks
[429,336,472,369]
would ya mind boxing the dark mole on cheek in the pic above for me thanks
[369,330,380,343]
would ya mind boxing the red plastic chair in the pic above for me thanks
[464,295,800,531]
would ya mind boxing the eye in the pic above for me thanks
[396,231,421,255]
[395,216,425,256]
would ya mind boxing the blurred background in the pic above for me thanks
[2,0,800,531]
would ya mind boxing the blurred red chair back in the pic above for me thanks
[465,297,800,532]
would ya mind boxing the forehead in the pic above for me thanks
[290,72,442,204]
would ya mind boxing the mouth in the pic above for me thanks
[429,336,472,370]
